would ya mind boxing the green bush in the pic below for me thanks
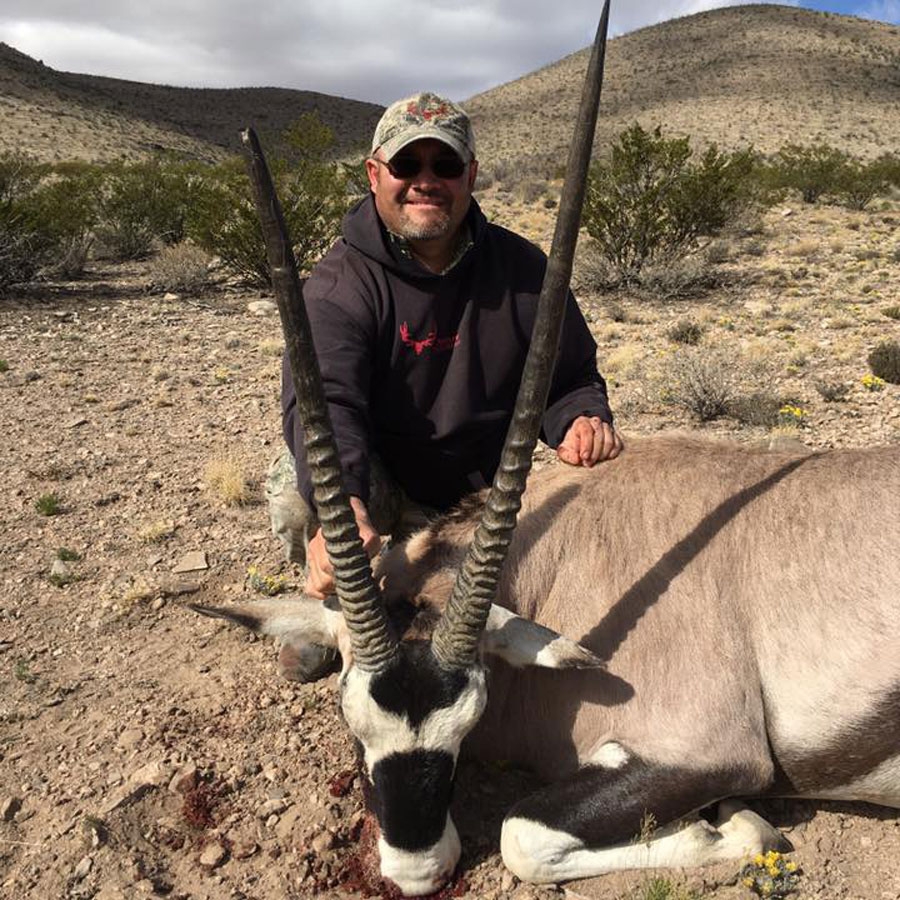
[0,152,47,290]
[188,114,350,286]
[582,124,757,284]
[95,156,198,260]
[869,152,900,190]
[769,143,850,204]
[25,162,101,276]
[834,159,890,211]
[868,339,900,384]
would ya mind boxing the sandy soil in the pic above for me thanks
[1,200,898,900]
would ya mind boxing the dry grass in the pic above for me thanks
[147,243,213,295]
[203,455,251,506]
[137,519,177,544]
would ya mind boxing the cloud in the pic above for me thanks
[856,0,900,21]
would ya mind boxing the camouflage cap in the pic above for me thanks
[371,92,476,162]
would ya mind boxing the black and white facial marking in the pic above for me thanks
[340,643,488,896]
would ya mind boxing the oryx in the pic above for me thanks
[192,2,900,894]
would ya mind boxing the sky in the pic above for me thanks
[1,0,898,106]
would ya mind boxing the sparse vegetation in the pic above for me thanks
[34,492,62,516]
[667,319,704,345]
[147,241,213,294]
[137,519,177,543]
[868,339,900,384]
[815,379,850,402]
[15,658,37,684]
[663,348,741,421]
[203,456,250,506]
[56,547,82,562]
[631,876,699,900]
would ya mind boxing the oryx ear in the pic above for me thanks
[189,595,346,648]
[482,605,605,670]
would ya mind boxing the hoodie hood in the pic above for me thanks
[341,193,488,279]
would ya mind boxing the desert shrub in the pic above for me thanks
[769,143,850,204]
[667,319,704,345]
[728,391,784,427]
[663,348,740,421]
[583,124,757,285]
[834,159,890,211]
[0,151,48,290]
[883,304,900,320]
[147,242,213,294]
[636,257,723,300]
[518,178,547,204]
[815,379,850,402]
[95,156,198,260]
[869,152,900,190]
[188,113,348,286]
[25,162,101,276]
[868,339,900,384]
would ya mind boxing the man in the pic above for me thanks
[267,91,623,679]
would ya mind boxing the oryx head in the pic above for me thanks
[194,5,611,894]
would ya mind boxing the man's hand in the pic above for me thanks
[305,497,382,599]
[557,416,624,467]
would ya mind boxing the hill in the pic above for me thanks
[467,4,900,171]
[1,5,899,167]
[0,41,383,163]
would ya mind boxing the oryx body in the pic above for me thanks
[376,435,900,881]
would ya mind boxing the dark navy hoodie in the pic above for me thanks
[283,194,612,512]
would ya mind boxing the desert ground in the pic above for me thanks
[1,191,899,900]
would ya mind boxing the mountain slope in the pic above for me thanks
[466,4,900,171]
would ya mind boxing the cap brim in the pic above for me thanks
[379,127,470,162]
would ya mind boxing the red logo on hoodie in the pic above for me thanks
[399,322,460,355]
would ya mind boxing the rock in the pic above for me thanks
[273,805,304,840]
[163,293,180,301]
[155,577,201,598]
[231,839,258,860]
[115,727,144,750]
[248,300,277,316]
[257,798,289,818]
[172,551,208,574]
[129,760,171,789]
[169,764,199,795]
[311,830,335,853]
[1,797,22,822]
[50,559,70,579]
[73,856,93,880]
[199,841,228,868]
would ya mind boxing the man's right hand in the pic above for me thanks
[304,497,382,599]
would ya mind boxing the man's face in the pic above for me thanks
[365,139,478,244]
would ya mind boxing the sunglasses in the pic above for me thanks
[373,154,467,180]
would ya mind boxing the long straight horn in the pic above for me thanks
[431,0,612,670]
[242,129,396,673]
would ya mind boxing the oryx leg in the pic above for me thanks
[500,745,789,883]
